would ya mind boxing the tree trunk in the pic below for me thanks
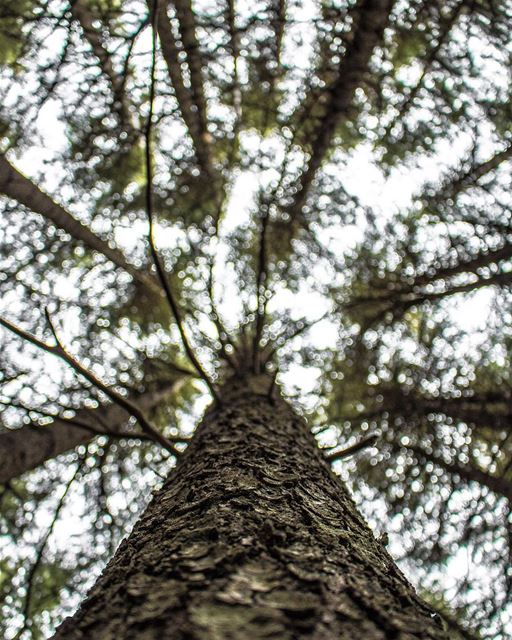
[53,376,448,639]
[0,382,178,484]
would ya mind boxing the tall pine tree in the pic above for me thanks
[0,0,510,637]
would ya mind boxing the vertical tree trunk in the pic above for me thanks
[53,376,448,639]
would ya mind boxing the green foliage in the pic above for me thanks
[241,83,283,136]
[0,0,36,68]
[390,31,429,70]
[27,563,74,623]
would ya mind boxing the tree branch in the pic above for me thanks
[253,204,270,373]
[287,0,395,223]
[70,0,138,132]
[151,0,213,173]
[407,443,512,502]
[0,398,188,444]
[207,257,237,370]
[144,0,220,404]
[382,0,465,143]
[0,314,180,455]
[0,153,159,295]
[21,461,82,636]
[325,432,379,462]
[172,0,209,137]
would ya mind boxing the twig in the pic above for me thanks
[0,314,179,455]
[149,465,167,480]
[144,1,220,404]
[267,368,278,401]
[325,432,379,462]
[20,461,82,636]
[253,204,270,373]
[311,424,332,435]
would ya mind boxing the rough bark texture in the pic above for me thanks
[0,384,176,484]
[53,376,448,639]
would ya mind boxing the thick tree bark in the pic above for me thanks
[53,376,448,639]
[0,383,178,484]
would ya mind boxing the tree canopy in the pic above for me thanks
[0,0,511,637]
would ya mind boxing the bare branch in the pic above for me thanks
[0,314,180,455]
[145,0,220,404]
[325,432,379,462]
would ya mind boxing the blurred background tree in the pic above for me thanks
[0,0,510,637]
